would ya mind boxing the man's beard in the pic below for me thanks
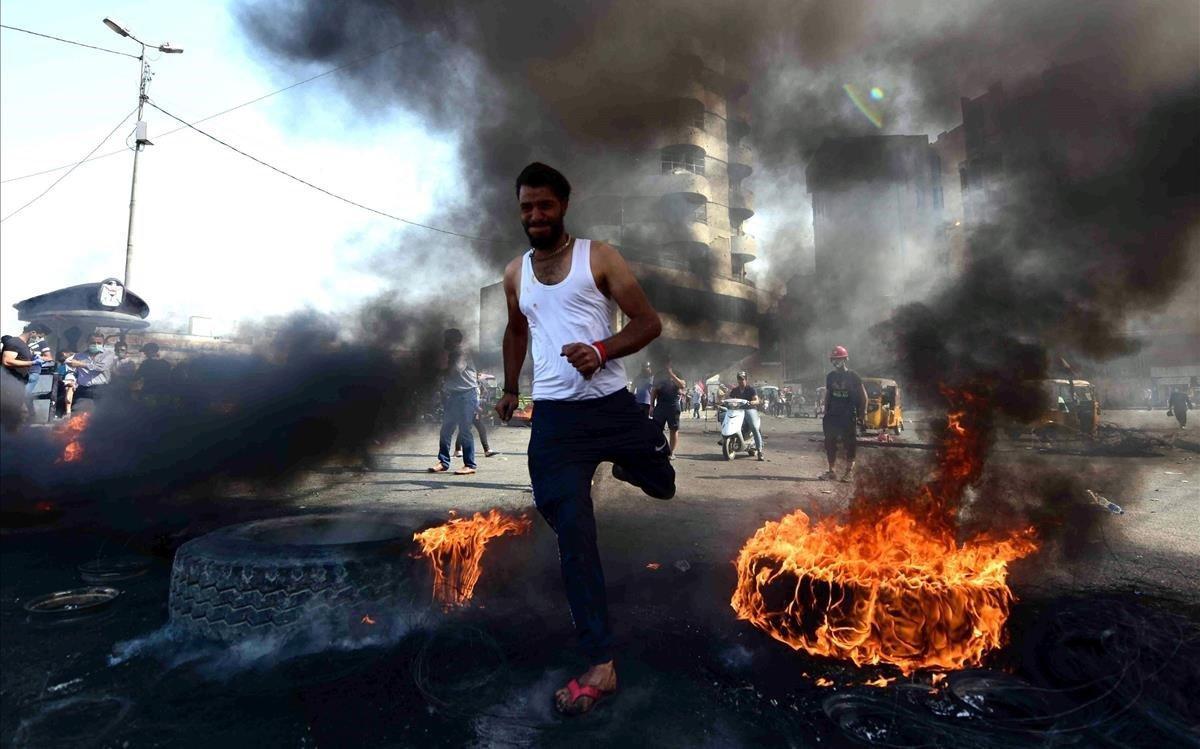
[523,220,565,250]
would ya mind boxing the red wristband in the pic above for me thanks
[591,340,608,366]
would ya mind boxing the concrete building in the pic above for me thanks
[805,135,946,317]
[478,44,772,380]
[958,82,1009,230]
[932,125,967,272]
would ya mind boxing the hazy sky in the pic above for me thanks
[0,0,462,335]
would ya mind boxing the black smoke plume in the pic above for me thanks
[238,0,1197,277]
[883,75,1199,411]
[0,301,449,531]
[235,0,1198,540]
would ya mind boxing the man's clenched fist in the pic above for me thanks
[495,392,520,421]
[561,342,601,379]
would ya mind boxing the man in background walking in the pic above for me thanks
[820,346,867,482]
[633,361,653,417]
[429,328,479,475]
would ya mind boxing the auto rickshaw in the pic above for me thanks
[1024,379,1100,438]
[860,377,904,434]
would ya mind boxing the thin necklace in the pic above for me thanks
[533,233,571,260]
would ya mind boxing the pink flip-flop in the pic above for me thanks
[557,678,614,716]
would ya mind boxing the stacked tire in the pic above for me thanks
[168,514,416,643]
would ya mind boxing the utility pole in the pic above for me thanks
[103,18,182,291]
[124,55,150,290]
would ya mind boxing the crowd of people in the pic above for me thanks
[1,324,175,424]
[424,320,844,476]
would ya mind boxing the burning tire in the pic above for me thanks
[168,514,416,643]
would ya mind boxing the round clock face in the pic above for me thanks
[99,281,124,308]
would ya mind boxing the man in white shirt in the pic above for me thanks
[495,163,674,716]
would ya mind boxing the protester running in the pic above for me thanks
[820,345,867,482]
[495,162,675,717]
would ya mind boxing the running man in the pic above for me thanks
[495,162,675,716]
[820,345,867,482]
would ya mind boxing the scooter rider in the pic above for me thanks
[820,346,866,482]
[728,371,765,461]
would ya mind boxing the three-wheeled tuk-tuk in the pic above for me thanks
[860,377,904,434]
[1013,379,1100,439]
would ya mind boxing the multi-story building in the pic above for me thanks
[805,135,946,320]
[478,45,772,378]
[932,125,967,272]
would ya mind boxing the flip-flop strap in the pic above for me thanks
[566,679,604,704]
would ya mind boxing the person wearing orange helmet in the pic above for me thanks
[820,345,867,482]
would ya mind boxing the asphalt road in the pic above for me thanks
[299,407,1200,597]
[1,408,1196,747]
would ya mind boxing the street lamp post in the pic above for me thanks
[102,18,182,291]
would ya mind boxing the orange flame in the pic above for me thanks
[57,413,91,463]
[731,390,1037,675]
[413,509,531,607]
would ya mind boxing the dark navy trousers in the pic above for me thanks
[528,388,676,664]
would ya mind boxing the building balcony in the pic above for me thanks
[635,171,712,201]
[728,142,754,181]
[653,125,723,158]
[727,105,751,142]
[729,187,755,221]
[730,233,758,261]
[623,220,710,247]
[579,224,623,246]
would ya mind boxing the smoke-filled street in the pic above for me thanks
[3,412,1197,746]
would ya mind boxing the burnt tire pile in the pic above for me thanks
[168,514,416,643]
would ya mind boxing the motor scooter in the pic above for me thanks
[717,398,758,460]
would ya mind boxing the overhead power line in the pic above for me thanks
[0,23,139,59]
[145,100,503,245]
[1,39,410,185]
[0,107,138,224]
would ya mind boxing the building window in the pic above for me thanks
[661,145,705,176]
[665,98,705,130]
[661,193,707,225]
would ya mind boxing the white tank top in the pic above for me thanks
[519,238,628,401]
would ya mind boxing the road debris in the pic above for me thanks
[1086,489,1123,515]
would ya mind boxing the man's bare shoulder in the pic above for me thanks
[589,240,633,274]
[589,240,623,261]
[502,254,526,288]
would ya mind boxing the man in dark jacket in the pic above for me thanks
[820,345,867,482]
[1167,388,1193,428]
